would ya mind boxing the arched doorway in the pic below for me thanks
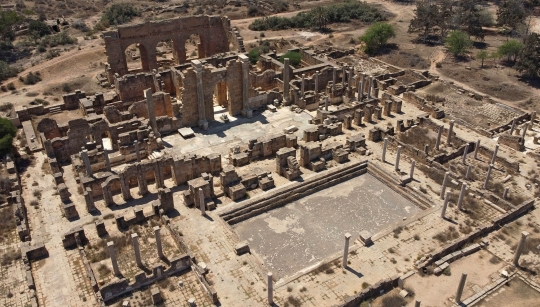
[125,43,149,72]
[186,34,201,60]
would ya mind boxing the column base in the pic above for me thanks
[198,119,208,130]
[242,108,253,119]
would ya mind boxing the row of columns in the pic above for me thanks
[107,227,165,276]
[381,138,415,179]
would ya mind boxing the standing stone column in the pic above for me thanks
[435,125,443,150]
[144,88,161,137]
[368,76,373,99]
[301,73,305,98]
[357,82,362,101]
[491,144,499,165]
[466,165,472,180]
[503,187,509,199]
[81,149,93,177]
[314,71,319,99]
[462,144,469,164]
[332,67,337,91]
[132,233,143,268]
[104,149,111,172]
[395,145,402,171]
[513,231,530,266]
[154,226,164,259]
[522,123,529,139]
[510,118,516,135]
[134,140,141,162]
[483,164,493,189]
[341,66,346,88]
[342,233,352,268]
[361,74,365,96]
[107,241,121,276]
[415,301,421,307]
[240,54,251,118]
[455,273,468,303]
[531,111,537,124]
[198,188,206,216]
[382,138,388,162]
[474,139,481,159]
[441,191,450,219]
[447,120,455,144]
[267,272,273,305]
[193,60,208,130]
[440,172,450,199]
[283,58,290,104]
[410,161,416,179]
[457,183,467,211]
[325,96,329,111]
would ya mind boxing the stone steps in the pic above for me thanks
[49,106,62,114]
[220,161,368,224]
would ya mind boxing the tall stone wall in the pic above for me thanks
[103,15,231,81]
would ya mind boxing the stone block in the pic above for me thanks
[359,230,372,246]
[151,286,163,305]
[235,241,250,255]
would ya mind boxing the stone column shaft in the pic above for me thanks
[268,272,273,305]
[332,67,337,90]
[193,61,207,129]
[325,96,329,111]
[455,273,468,302]
[466,165,472,180]
[474,139,481,159]
[240,55,250,115]
[491,144,499,165]
[104,149,111,172]
[132,233,143,268]
[410,161,416,179]
[522,123,529,139]
[342,66,346,88]
[435,125,443,150]
[415,300,421,307]
[301,73,305,97]
[368,76,373,99]
[154,226,164,258]
[198,188,206,216]
[134,140,141,162]
[447,120,455,144]
[440,172,450,199]
[457,183,467,211]
[382,138,388,162]
[462,144,469,164]
[510,118,516,135]
[441,191,450,219]
[81,149,93,177]
[483,164,493,189]
[314,71,319,98]
[107,241,121,276]
[144,88,160,137]
[342,233,352,268]
[283,58,290,104]
[395,145,402,171]
[503,187,509,199]
[513,231,530,266]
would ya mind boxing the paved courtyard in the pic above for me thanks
[234,173,422,279]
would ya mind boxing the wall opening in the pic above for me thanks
[186,34,201,60]
[125,43,148,72]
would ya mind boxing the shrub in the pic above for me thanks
[0,102,13,112]
[6,82,15,90]
[101,3,141,25]
[279,51,301,66]
[360,22,395,54]
[498,39,523,64]
[248,1,384,31]
[445,31,472,57]
[0,117,16,156]
[28,20,50,37]
[0,61,18,81]
[41,32,77,47]
[381,293,406,307]
[23,72,41,85]
[248,47,261,64]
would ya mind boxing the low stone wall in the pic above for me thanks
[416,199,534,269]
[332,275,400,307]
[220,161,369,224]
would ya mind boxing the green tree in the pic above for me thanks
[0,61,18,81]
[312,6,328,31]
[516,33,540,78]
[360,22,395,54]
[408,0,441,41]
[279,51,302,66]
[498,39,523,64]
[0,117,16,156]
[0,11,23,41]
[248,47,261,65]
[28,20,51,38]
[445,30,472,56]
[101,3,141,26]
[497,0,528,30]
[455,0,485,41]
[476,50,488,67]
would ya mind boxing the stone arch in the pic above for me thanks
[125,43,149,72]
[186,34,202,60]
[101,175,121,206]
